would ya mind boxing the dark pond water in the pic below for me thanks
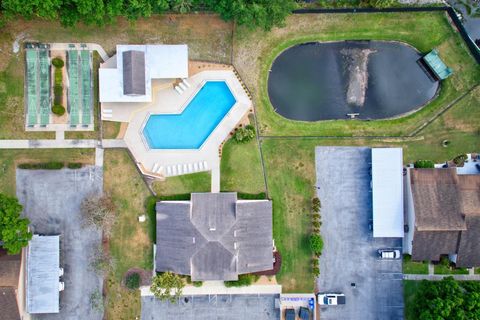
[268,41,439,121]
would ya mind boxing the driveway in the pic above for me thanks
[141,294,280,320]
[16,166,103,320]
[315,147,403,320]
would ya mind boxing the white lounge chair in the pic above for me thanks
[152,163,159,173]
[102,114,112,119]
[203,161,208,169]
[177,164,183,174]
[199,162,204,170]
[188,163,193,172]
[183,164,188,172]
[174,86,183,94]
[179,82,187,91]
[172,166,177,175]
[102,109,113,113]
[182,78,191,87]
[194,163,199,171]
[157,166,164,174]
[167,166,172,176]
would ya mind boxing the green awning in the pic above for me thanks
[423,49,453,80]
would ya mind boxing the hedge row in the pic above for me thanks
[18,162,83,170]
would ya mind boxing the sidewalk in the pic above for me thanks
[403,274,480,281]
[0,139,98,149]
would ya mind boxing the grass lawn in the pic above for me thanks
[0,149,94,196]
[434,264,469,275]
[404,280,421,320]
[403,255,429,275]
[220,137,266,194]
[103,121,122,139]
[261,139,316,292]
[103,149,153,319]
[152,172,211,195]
[233,11,480,137]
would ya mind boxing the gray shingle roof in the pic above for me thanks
[156,193,273,281]
[122,50,146,95]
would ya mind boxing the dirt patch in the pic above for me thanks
[341,48,376,107]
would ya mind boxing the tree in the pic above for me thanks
[81,194,116,237]
[151,272,185,302]
[0,194,32,254]
[170,0,193,13]
[309,234,323,256]
[414,160,435,168]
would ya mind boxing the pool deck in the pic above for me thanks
[104,69,252,189]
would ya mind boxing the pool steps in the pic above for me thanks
[154,160,209,177]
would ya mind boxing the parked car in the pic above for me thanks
[475,163,480,172]
[285,308,295,320]
[299,306,311,320]
[377,248,401,259]
[317,293,346,305]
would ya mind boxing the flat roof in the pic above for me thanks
[99,44,188,103]
[26,235,60,314]
[372,148,404,238]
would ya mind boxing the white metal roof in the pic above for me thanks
[99,44,188,103]
[371,148,404,238]
[26,235,60,314]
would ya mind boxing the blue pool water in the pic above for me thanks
[143,81,236,149]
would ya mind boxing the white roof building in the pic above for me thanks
[26,235,61,314]
[371,148,404,238]
[99,44,189,103]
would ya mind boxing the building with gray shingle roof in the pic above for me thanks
[122,50,146,96]
[155,193,273,281]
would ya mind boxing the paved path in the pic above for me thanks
[0,139,128,149]
[95,148,104,167]
[48,43,109,61]
[211,158,221,193]
[404,274,480,281]
[428,263,434,275]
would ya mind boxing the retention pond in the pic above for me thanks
[268,41,439,121]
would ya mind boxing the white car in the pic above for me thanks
[317,293,346,305]
[378,249,401,259]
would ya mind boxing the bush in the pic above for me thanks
[312,266,320,277]
[312,221,320,229]
[453,154,468,166]
[18,162,64,170]
[52,57,64,68]
[312,197,321,212]
[125,272,141,290]
[151,272,184,302]
[224,274,259,287]
[233,125,255,143]
[52,104,65,116]
[67,163,83,169]
[192,281,203,287]
[310,234,324,256]
[414,160,435,168]
[312,213,320,221]
[81,194,116,237]
[237,192,267,200]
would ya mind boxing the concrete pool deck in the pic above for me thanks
[102,69,252,190]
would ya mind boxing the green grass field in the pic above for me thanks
[404,280,421,320]
[403,255,429,275]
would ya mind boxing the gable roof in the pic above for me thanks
[155,193,273,281]
[122,50,146,96]
[0,249,21,288]
[410,168,466,231]
[0,287,20,320]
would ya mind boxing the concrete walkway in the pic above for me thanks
[140,282,282,297]
[403,274,480,281]
[102,139,128,148]
[48,43,109,61]
[0,139,98,149]
[211,158,221,193]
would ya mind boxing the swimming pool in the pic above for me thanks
[143,81,236,149]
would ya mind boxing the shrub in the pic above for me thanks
[224,274,259,287]
[453,154,468,166]
[151,272,185,302]
[233,125,255,143]
[312,213,320,221]
[237,192,267,200]
[312,197,321,212]
[310,234,324,256]
[52,104,65,116]
[192,281,203,287]
[18,162,64,170]
[81,194,116,237]
[312,266,320,277]
[312,221,320,229]
[54,85,63,104]
[67,163,82,169]
[125,272,141,290]
[52,57,64,68]
[312,258,319,267]
[414,160,435,168]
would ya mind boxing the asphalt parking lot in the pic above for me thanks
[16,167,103,320]
[141,294,280,320]
[315,147,403,320]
